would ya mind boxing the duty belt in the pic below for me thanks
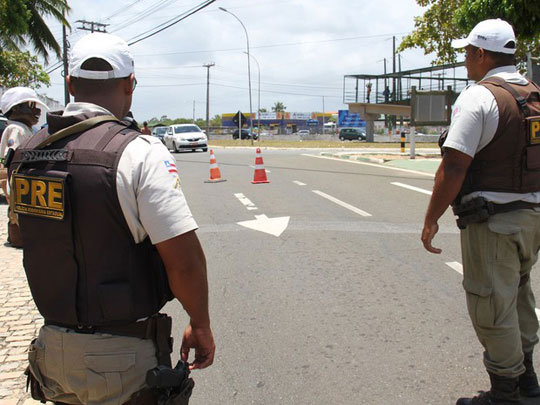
[453,197,540,230]
[44,313,173,367]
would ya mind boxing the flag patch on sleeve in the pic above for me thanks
[164,160,178,175]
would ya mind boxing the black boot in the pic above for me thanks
[456,372,521,404]
[519,351,540,397]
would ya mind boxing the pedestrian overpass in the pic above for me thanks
[343,62,468,140]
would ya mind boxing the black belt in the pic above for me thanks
[489,200,540,215]
[44,318,155,339]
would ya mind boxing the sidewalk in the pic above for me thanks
[0,201,42,405]
[320,147,441,175]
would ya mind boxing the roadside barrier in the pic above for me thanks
[204,150,227,183]
[252,148,269,184]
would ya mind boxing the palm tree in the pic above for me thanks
[1,0,70,63]
[272,101,286,112]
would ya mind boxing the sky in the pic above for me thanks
[40,0,464,122]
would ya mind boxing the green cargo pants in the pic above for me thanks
[461,208,540,378]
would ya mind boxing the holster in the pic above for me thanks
[25,366,46,403]
[452,197,493,230]
[452,196,540,230]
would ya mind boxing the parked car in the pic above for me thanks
[296,130,310,136]
[163,124,208,152]
[151,126,168,144]
[232,129,258,140]
[339,127,366,141]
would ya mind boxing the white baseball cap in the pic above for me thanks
[452,18,516,54]
[0,87,48,115]
[69,33,135,80]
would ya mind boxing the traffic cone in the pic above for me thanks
[204,150,226,183]
[251,148,269,184]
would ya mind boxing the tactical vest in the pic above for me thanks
[9,112,173,326]
[459,77,540,195]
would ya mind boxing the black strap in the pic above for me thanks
[489,200,540,215]
[482,76,532,117]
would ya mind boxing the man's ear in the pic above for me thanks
[124,74,135,96]
[66,76,76,96]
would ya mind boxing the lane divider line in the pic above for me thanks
[302,154,435,177]
[234,193,258,211]
[312,190,372,217]
[391,182,432,195]
[445,261,463,275]
[446,262,540,317]
[293,181,306,186]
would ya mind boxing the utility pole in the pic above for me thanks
[192,100,196,124]
[76,20,108,33]
[203,62,215,138]
[62,18,70,106]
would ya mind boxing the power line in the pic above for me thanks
[128,0,217,46]
[133,32,409,57]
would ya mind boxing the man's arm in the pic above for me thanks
[156,230,215,370]
[422,148,473,253]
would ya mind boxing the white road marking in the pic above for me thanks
[391,182,432,195]
[445,261,463,275]
[237,214,290,237]
[446,261,540,316]
[302,153,435,177]
[293,181,306,186]
[234,193,258,211]
[312,190,372,217]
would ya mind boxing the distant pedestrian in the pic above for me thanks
[422,19,540,404]
[141,120,151,135]
[0,87,48,247]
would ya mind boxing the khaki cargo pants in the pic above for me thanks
[461,208,540,378]
[28,325,158,404]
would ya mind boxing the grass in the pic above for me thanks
[208,139,439,149]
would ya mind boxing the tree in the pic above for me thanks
[399,0,540,64]
[272,101,286,112]
[0,0,70,63]
[259,107,267,113]
[0,50,50,89]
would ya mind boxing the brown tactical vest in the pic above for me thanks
[8,112,173,326]
[459,76,540,195]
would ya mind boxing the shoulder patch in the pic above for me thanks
[164,160,178,175]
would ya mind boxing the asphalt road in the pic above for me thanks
[162,148,540,405]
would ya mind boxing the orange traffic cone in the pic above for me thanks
[204,150,226,183]
[251,148,269,184]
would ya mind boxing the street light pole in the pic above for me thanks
[244,51,260,139]
[219,7,254,146]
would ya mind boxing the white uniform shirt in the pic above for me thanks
[62,103,198,244]
[0,121,33,160]
[443,65,540,204]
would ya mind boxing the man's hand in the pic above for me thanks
[422,221,441,254]
[181,323,215,370]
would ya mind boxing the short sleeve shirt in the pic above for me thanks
[442,66,540,204]
[0,121,32,159]
[63,103,198,244]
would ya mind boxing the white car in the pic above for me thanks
[164,124,208,153]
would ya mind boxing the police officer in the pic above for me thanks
[422,19,540,404]
[0,87,48,247]
[11,33,215,404]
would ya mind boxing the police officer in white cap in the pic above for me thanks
[422,19,540,404]
[13,32,215,404]
[0,87,48,247]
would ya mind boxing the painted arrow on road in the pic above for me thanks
[237,214,290,237]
